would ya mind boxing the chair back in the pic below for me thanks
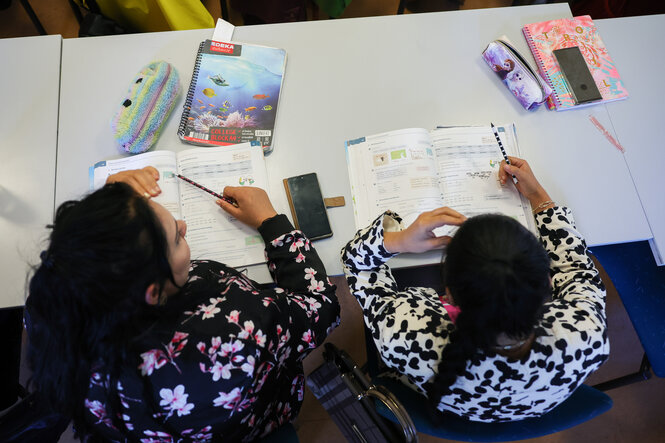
[0,391,70,443]
[363,324,612,441]
[373,377,612,442]
[590,241,665,377]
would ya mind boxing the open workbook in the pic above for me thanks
[345,124,534,236]
[90,142,268,268]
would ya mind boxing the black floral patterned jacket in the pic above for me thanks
[85,215,340,441]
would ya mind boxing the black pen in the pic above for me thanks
[490,123,518,184]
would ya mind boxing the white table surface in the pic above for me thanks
[596,15,665,265]
[0,35,61,308]
[56,4,652,282]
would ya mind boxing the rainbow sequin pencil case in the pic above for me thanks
[111,61,181,154]
[482,40,552,111]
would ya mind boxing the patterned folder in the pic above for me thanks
[523,15,628,110]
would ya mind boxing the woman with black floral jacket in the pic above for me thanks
[341,157,608,422]
[26,167,340,441]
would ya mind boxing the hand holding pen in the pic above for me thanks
[498,156,553,211]
[216,186,278,229]
[176,175,277,228]
[491,123,518,184]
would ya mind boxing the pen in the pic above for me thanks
[176,174,237,206]
[490,123,518,184]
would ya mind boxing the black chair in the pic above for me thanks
[0,386,70,443]
[364,325,613,441]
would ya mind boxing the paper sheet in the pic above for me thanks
[212,18,235,42]
[346,125,534,236]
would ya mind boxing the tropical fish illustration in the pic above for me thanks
[262,105,273,111]
[208,74,228,86]
[209,103,215,107]
[199,106,206,110]
[253,94,270,99]
[244,115,251,120]
[202,88,216,98]
[245,106,257,112]
[187,117,195,120]
[197,99,204,104]
[223,100,231,108]
[218,107,228,112]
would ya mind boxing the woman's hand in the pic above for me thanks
[216,186,278,229]
[106,166,161,198]
[384,207,467,254]
[499,157,553,210]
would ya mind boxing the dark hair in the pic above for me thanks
[427,214,551,407]
[25,182,175,434]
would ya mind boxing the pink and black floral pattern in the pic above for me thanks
[85,215,340,441]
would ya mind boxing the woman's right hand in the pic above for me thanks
[384,207,467,254]
[216,186,278,229]
[499,157,553,209]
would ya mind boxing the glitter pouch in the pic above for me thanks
[482,39,552,111]
[111,61,181,154]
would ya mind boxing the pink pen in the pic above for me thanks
[589,115,626,153]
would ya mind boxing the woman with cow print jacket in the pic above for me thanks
[341,157,609,422]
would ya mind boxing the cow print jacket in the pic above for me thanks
[341,207,609,422]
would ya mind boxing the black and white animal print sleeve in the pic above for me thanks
[341,211,454,390]
[535,207,608,368]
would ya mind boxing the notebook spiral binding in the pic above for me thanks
[522,27,561,109]
[177,41,206,138]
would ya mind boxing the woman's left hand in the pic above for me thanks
[384,207,467,254]
[106,166,161,198]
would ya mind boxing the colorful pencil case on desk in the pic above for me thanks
[482,40,552,111]
[111,61,181,154]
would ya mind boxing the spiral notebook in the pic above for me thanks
[523,15,628,111]
[178,40,287,153]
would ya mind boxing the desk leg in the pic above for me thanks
[18,0,47,35]
[0,307,23,410]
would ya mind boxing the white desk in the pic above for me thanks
[56,4,651,282]
[596,15,665,265]
[0,35,61,308]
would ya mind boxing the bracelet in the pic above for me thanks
[532,200,555,214]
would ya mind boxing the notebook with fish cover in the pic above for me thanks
[178,39,287,153]
[522,15,628,111]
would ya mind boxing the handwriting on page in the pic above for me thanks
[466,171,493,179]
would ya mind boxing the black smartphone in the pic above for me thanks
[553,46,602,105]
[283,173,333,240]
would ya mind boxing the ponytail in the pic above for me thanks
[427,214,550,409]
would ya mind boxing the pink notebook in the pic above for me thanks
[523,15,628,111]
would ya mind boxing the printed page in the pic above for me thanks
[346,128,443,229]
[431,125,532,234]
[89,151,182,218]
[176,143,268,267]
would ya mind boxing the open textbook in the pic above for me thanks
[345,124,534,236]
[90,142,268,268]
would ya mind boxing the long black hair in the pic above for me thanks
[427,214,551,407]
[25,182,176,434]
